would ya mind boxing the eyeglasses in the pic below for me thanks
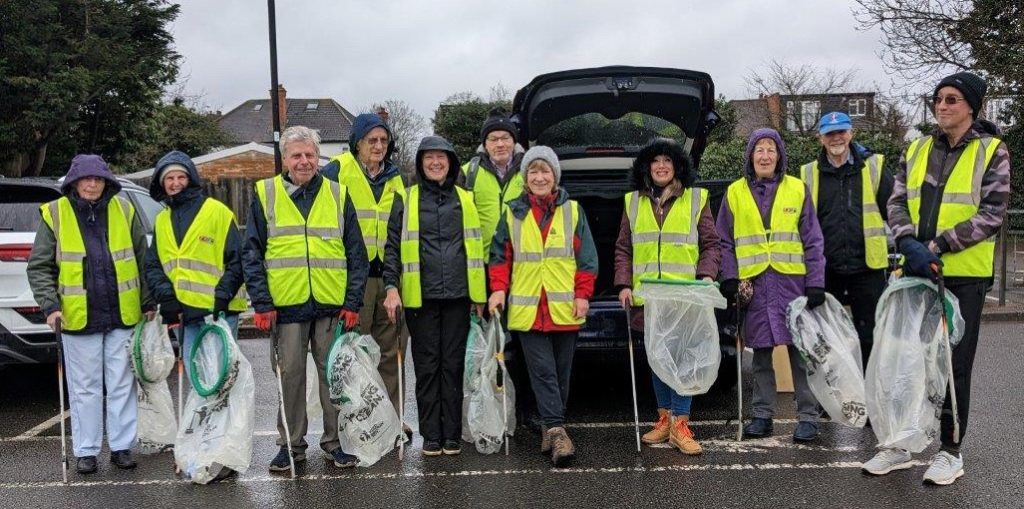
[933,95,966,105]
[486,134,513,143]
[362,137,389,147]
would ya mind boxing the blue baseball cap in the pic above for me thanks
[818,111,853,134]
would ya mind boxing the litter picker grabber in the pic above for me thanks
[625,307,641,453]
[271,322,297,478]
[170,321,184,474]
[735,298,744,442]
[396,312,406,461]
[55,318,68,483]
[931,262,960,445]
[493,311,511,456]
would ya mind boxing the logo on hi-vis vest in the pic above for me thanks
[199,235,215,244]
[783,207,798,214]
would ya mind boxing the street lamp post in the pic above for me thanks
[268,0,282,174]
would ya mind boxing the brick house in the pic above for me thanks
[730,92,877,138]
[217,85,356,158]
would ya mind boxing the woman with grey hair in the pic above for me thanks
[486,146,598,466]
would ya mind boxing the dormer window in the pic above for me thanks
[306,102,319,110]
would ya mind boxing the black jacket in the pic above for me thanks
[243,172,368,324]
[810,144,894,274]
[144,151,245,325]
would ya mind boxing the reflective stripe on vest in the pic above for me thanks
[904,135,1001,277]
[399,185,486,308]
[330,151,404,262]
[507,200,583,331]
[40,196,142,331]
[800,154,888,269]
[462,157,525,260]
[625,188,706,306]
[155,198,247,312]
[727,175,807,279]
[255,176,348,307]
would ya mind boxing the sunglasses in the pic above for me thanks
[933,95,966,105]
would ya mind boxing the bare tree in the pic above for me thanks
[853,0,973,87]
[365,99,428,179]
[488,82,513,103]
[744,59,860,135]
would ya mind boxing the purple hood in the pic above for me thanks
[60,154,122,196]
[744,128,787,180]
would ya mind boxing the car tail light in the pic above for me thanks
[14,306,46,324]
[0,243,33,262]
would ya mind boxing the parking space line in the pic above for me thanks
[0,460,927,490]
[11,412,67,441]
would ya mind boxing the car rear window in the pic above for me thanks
[0,186,61,232]
[536,112,686,152]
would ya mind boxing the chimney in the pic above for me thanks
[375,105,390,124]
[272,85,287,128]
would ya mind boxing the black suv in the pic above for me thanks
[510,66,737,391]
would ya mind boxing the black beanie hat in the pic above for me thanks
[934,71,987,119]
[480,107,519,144]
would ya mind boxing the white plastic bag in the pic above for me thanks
[462,315,516,454]
[635,280,727,396]
[306,352,323,422]
[327,332,402,466]
[787,293,867,428]
[174,316,255,484]
[866,277,964,453]
[128,317,177,453]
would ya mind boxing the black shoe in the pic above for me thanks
[110,450,137,469]
[76,456,97,474]
[743,417,773,438]
[422,440,443,457]
[792,421,819,442]
[442,440,462,456]
[328,447,357,468]
[268,447,306,472]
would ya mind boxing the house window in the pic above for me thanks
[786,101,797,131]
[801,100,820,131]
[306,102,319,110]
[985,97,1015,126]
[849,98,867,117]
[253,104,263,111]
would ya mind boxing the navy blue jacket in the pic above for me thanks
[143,151,245,325]
[243,172,368,324]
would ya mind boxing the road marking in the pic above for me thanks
[648,436,860,453]
[11,412,67,440]
[0,419,804,443]
[0,460,929,490]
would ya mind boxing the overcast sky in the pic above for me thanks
[170,0,903,122]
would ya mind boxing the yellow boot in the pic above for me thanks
[641,409,671,444]
[669,416,702,455]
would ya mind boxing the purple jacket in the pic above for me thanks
[716,129,825,349]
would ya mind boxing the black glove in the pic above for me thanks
[721,279,739,303]
[805,287,826,309]
[899,237,941,282]
[213,297,229,317]
[159,300,182,325]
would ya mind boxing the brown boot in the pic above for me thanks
[548,427,576,467]
[540,425,551,455]
[668,416,702,455]
[641,409,671,444]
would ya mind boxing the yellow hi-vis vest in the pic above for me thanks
[624,188,706,306]
[40,196,142,332]
[155,198,248,312]
[904,135,1001,277]
[507,200,584,331]
[330,151,405,262]
[462,157,525,257]
[727,175,807,279]
[255,175,348,307]
[399,185,487,308]
[800,154,888,269]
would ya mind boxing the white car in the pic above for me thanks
[0,177,164,366]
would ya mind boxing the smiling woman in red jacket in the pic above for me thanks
[487,145,597,467]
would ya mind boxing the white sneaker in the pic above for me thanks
[923,451,964,485]
[862,448,914,475]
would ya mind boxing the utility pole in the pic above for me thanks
[267,0,282,174]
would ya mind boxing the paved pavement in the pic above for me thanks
[1,322,1021,508]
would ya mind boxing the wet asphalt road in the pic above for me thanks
[1,322,1021,509]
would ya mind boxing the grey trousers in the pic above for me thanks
[359,277,408,413]
[750,345,819,422]
[272,315,339,453]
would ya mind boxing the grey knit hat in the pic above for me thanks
[520,145,561,184]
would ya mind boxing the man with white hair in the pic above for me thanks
[243,126,369,472]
